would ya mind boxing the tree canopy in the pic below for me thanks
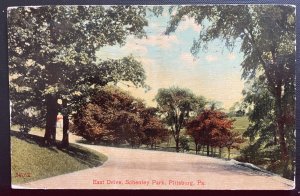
[141,107,169,149]
[186,109,244,157]
[71,86,168,148]
[165,4,295,178]
[155,86,206,152]
[8,5,149,146]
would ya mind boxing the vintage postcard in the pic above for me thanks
[8,4,295,189]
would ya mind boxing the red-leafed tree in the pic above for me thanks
[186,109,244,157]
[143,118,169,149]
[71,86,146,147]
[139,107,169,149]
[223,131,245,159]
[71,86,170,148]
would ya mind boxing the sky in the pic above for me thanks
[96,6,245,110]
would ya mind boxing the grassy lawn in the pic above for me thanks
[227,116,250,158]
[232,116,249,133]
[11,130,107,185]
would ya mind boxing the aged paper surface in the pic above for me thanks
[9,5,295,189]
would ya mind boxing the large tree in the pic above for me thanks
[155,87,205,152]
[71,86,167,148]
[71,86,145,146]
[8,5,148,146]
[141,107,169,149]
[241,77,295,178]
[186,109,243,157]
[165,5,295,177]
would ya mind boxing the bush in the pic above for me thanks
[179,136,190,152]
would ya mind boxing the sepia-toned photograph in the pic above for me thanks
[8,5,295,189]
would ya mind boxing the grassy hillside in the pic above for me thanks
[228,116,250,158]
[232,116,250,133]
[11,130,107,184]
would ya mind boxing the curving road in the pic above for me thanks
[19,131,294,190]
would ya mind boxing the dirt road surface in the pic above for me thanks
[16,130,294,190]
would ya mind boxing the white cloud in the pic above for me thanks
[205,55,218,62]
[123,41,148,56]
[139,34,179,49]
[96,36,148,60]
[162,9,170,17]
[227,53,236,60]
[146,21,166,34]
[178,16,201,32]
[180,52,199,67]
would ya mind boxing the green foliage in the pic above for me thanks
[155,86,206,152]
[179,135,190,152]
[70,55,148,111]
[228,102,245,117]
[8,5,149,143]
[239,77,295,179]
[165,5,295,179]
[166,5,295,65]
[243,79,276,143]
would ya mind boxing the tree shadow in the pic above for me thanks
[76,139,133,149]
[57,144,105,168]
[11,130,105,167]
[11,130,59,153]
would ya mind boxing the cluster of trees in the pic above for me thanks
[71,86,169,148]
[165,5,295,178]
[71,85,243,157]
[8,6,149,147]
[155,87,206,152]
[228,102,245,117]
[240,76,295,178]
[186,109,244,159]
[8,5,244,156]
[154,87,244,158]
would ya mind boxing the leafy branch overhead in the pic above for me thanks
[8,5,150,146]
[166,5,295,178]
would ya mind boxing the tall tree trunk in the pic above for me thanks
[275,84,289,177]
[51,122,56,142]
[173,129,180,152]
[206,144,209,156]
[219,147,222,158]
[61,99,69,147]
[278,120,289,178]
[175,138,179,152]
[44,19,59,146]
[195,142,198,154]
[228,148,231,159]
[44,94,58,145]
